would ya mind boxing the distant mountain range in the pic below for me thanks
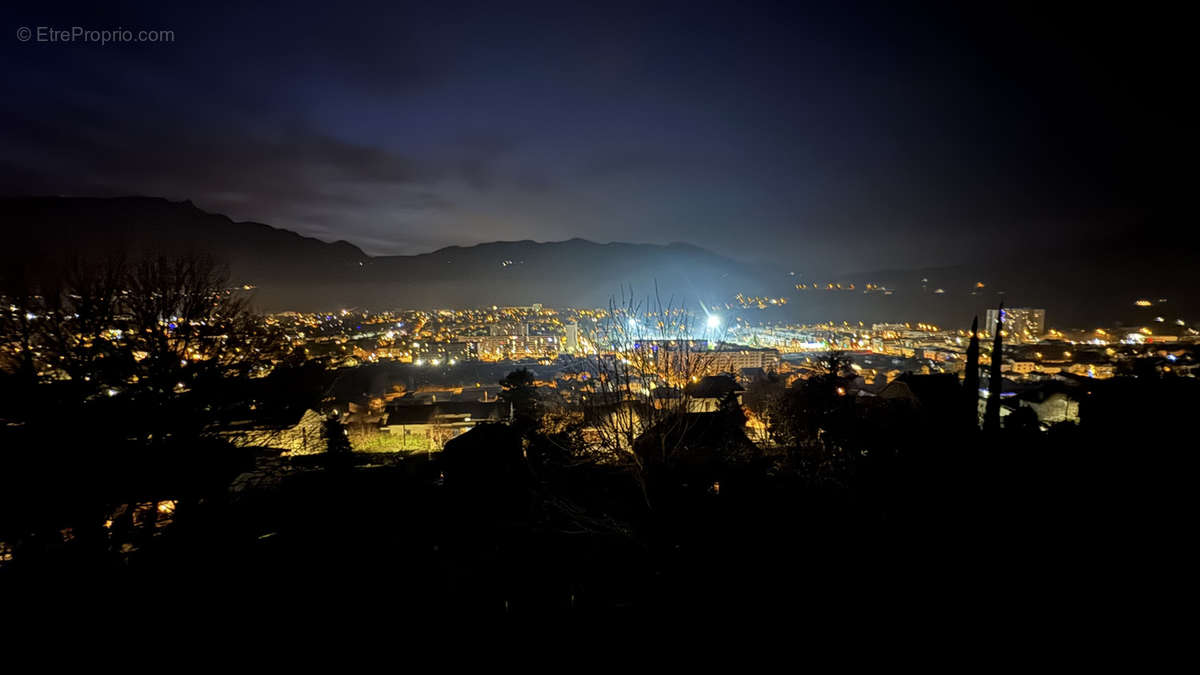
[1,196,768,312]
[3,196,1194,328]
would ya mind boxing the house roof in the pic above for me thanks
[385,401,505,426]
[219,405,318,431]
[685,375,742,399]
[879,373,962,410]
[634,411,757,464]
[739,367,767,380]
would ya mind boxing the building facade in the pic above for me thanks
[987,307,1046,344]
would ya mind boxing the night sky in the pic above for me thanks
[2,1,1182,274]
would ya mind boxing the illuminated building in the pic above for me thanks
[987,307,1045,344]
[565,322,579,354]
[706,346,781,373]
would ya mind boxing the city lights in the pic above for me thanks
[0,0,1193,614]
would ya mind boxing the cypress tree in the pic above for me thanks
[964,315,980,427]
[983,302,1004,432]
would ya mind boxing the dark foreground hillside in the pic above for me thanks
[3,397,1191,622]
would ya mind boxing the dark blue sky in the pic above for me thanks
[2,1,1183,273]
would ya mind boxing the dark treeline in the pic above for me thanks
[0,255,312,579]
[0,260,1193,621]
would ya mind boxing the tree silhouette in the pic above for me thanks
[984,302,1005,432]
[964,315,981,428]
[499,368,539,422]
[0,252,284,567]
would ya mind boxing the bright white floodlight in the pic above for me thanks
[706,314,721,329]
